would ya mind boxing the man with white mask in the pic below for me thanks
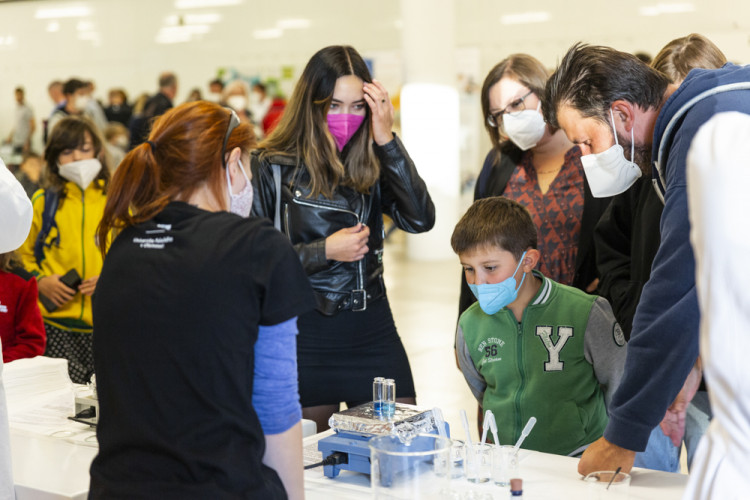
[544,42,750,477]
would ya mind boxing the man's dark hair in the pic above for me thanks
[209,78,224,89]
[62,78,86,96]
[543,43,671,128]
[159,72,177,89]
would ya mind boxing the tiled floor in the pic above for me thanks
[381,231,479,442]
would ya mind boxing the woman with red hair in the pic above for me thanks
[91,101,314,499]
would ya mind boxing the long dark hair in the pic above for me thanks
[43,116,110,206]
[260,45,379,197]
[97,101,255,255]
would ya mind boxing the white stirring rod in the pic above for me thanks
[432,407,448,439]
[487,411,500,446]
[460,409,474,448]
[513,416,537,453]
[480,409,492,445]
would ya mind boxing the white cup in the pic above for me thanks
[491,445,519,487]
[464,443,492,483]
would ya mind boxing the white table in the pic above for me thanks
[11,427,97,500]
[303,431,689,499]
[9,425,689,499]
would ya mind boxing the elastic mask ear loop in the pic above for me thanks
[608,108,620,148]
[513,251,528,292]
[609,107,635,163]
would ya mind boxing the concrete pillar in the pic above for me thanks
[399,0,460,261]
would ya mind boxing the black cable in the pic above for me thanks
[304,452,348,470]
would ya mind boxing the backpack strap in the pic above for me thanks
[272,164,281,231]
[33,188,61,265]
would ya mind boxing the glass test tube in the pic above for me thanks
[384,378,396,416]
[373,377,385,412]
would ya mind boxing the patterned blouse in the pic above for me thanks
[502,146,585,286]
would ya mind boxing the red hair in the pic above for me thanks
[98,101,255,255]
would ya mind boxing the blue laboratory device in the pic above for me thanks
[317,402,450,478]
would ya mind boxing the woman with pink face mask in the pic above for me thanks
[251,45,435,432]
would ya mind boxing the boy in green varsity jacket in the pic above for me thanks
[452,197,626,457]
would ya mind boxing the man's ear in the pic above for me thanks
[611,100,636,133]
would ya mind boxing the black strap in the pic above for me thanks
[33,188,61,265]
[272,164,281,231]
[476,149,516,199]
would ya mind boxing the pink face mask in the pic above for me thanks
[327,113,365,151]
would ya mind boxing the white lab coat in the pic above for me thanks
[685,111,750,498]
[0,157,26,498]
[0,157,33,253]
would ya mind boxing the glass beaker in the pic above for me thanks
[369,433,452,499]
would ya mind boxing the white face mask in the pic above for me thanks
[206,92,222,103]
[59,158,102,191]
[226,95,248,112]
[74,95,90,111]
[502,101,547,151]
[580,109,642,198]
[226,159,253,217]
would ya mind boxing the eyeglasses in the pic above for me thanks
[487,90,534,128]
[221,108,241,168]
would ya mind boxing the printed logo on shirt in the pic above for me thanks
[132,235,174,249]
[535,325,573,372]
[477,337,506,366]
[612,323,626,347]
[0,301,7,313]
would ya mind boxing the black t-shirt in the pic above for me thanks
[89,202,314,499]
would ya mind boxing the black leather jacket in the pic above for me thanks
[250,135,435,315]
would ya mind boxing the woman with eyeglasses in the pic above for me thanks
[90,102,315,499]
[250,45,435,432]
[458,54,611,316]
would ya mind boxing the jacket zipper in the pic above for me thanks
[79,187,86,321]
[292,197,364,290]
[514,314,525,443]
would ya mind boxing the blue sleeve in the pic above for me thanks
[604,127,699,451]
[252,317,302,435]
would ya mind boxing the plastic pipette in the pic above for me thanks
[487,411,500,446]
[480,409,492,445]
[460,409,474,448]
[513,416,537,453]
[432,407,448,439]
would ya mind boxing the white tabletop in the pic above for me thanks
[11,427,98,500]
[303,431,689,500]
[9,425,689,499]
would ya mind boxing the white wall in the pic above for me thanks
[1,0,749,159]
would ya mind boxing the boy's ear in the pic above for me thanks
[522,249,541,272]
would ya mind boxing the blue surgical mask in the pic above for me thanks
[468,251,527,315]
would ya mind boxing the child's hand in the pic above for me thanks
[79,276,99,296]
[325,223,370,262]
[38,274,76,307]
